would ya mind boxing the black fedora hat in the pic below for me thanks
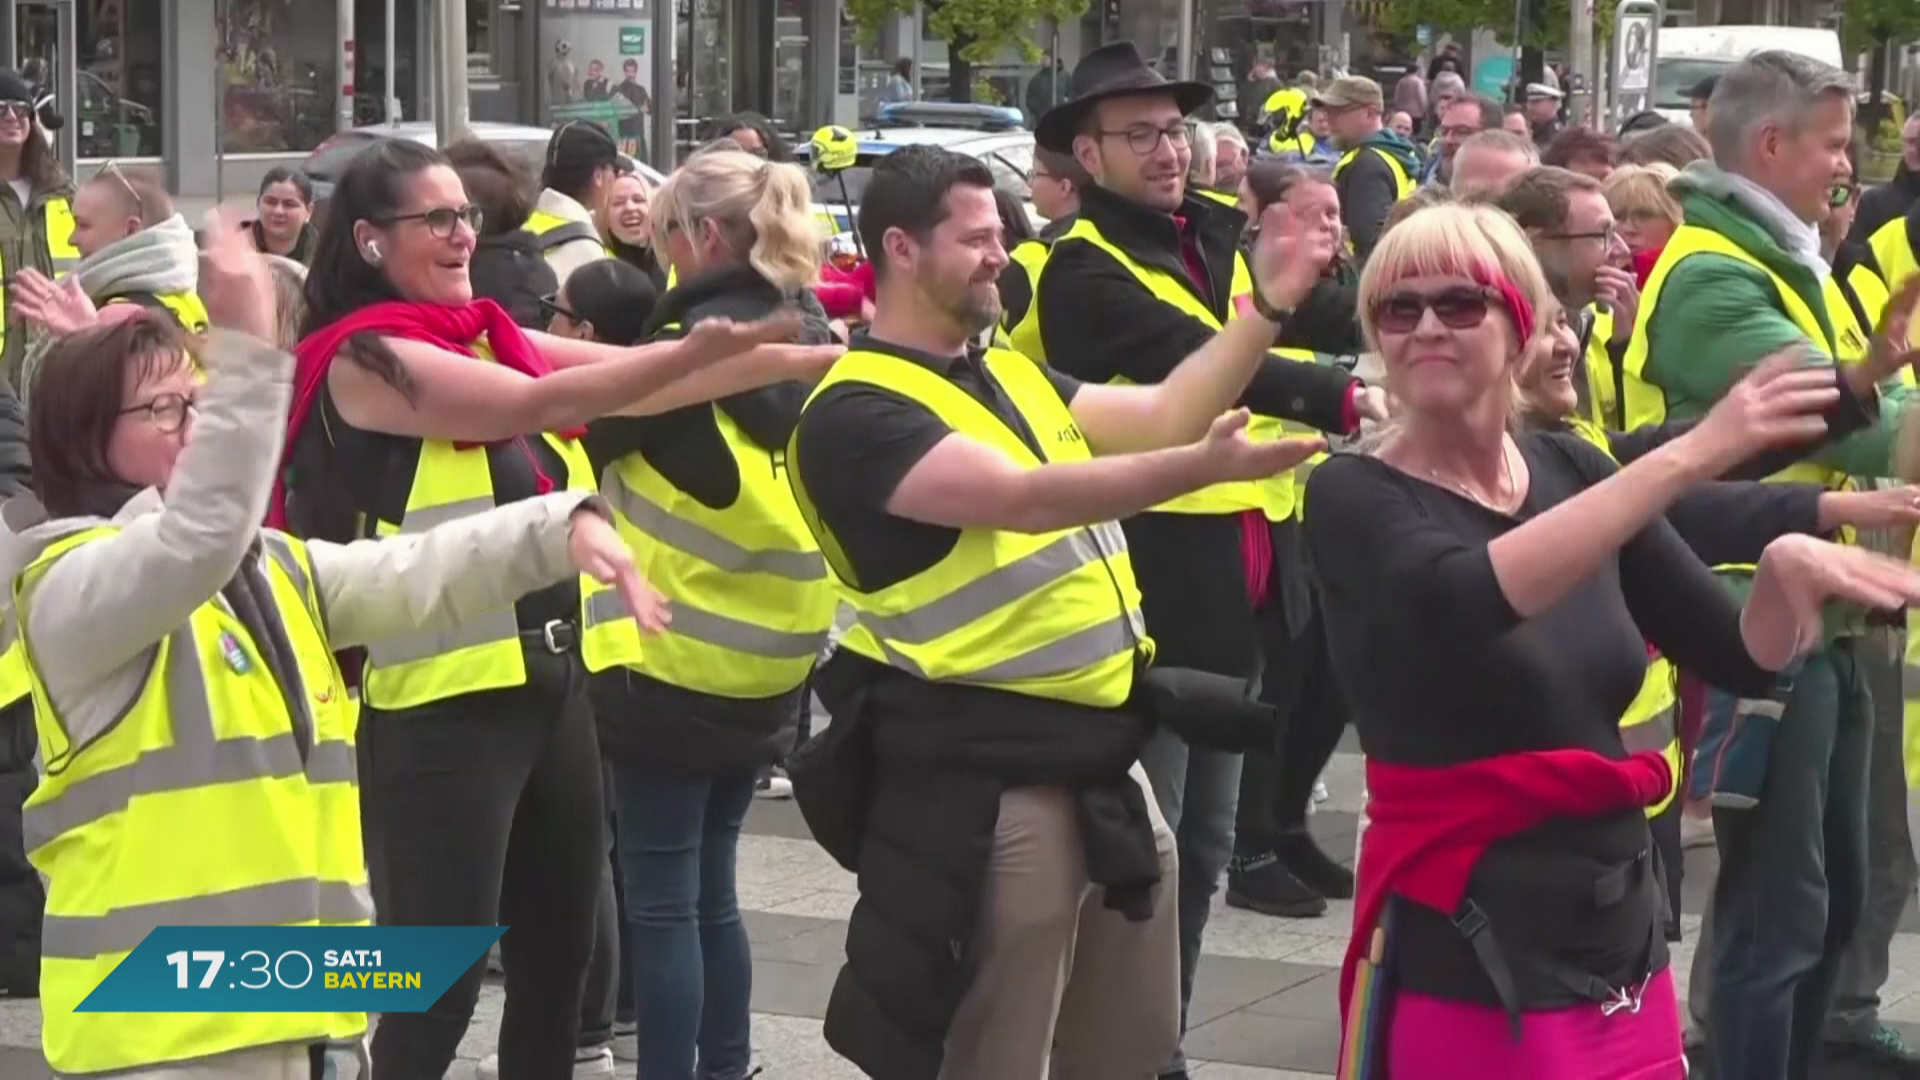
[1034,42,1213,153]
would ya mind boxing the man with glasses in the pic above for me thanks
[1002,147,1086,354]
[1310,76,1420,260]
[1424,93,1502,188]
[531,123,625,286]
[1029,41,1384,1080]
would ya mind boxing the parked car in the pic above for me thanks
[301,120,665,211]
[795,108,1041,250]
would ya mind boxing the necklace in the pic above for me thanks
[1421,439,1519,512]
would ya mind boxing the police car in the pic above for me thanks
[797,103,1044,259]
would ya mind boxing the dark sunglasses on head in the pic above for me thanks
[538,293,578,323]
[382,204,484,239]
[1372,285,1501,334]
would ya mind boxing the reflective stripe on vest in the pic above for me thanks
[16,526,367,1073]
[592,387,834,697]
[791,347,1153,707]
[1568,416,1681,816]
[1624,223,1872,499]
[1006,239,1052,363]
[1049,217,1276,516]
[356,350,641,711]
[0,197,79,363]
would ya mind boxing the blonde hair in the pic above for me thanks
[651,147,820,292]
[1356,203,1554,442]
[1188,121,1218,189]
[1602,163,1682,230]
[264,255,308,352]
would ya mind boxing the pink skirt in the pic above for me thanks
[1385,968,1685,1080]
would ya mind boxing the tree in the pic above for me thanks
[1845,0,1920,130]
[846,0,1090,104]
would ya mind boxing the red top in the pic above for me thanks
[272,299,575,529]
[1631,245,1663,290]
[1340,748,1674,1023]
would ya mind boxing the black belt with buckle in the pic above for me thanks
[520,619,580,654]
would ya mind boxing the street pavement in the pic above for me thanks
[0,732,1918,1078]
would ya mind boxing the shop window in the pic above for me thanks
[219,0,340,154]
[16,0,164,158]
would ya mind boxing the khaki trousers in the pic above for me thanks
[939,762,1182,1080]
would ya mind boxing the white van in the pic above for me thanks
[1650,26,1846,126]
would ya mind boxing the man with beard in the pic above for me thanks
[1025,42,1385,1080]
[788,141,1330,1080]
[1426,94,1502,188]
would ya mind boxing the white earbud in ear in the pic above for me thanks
[365,240,382,264]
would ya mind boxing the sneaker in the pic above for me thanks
[1680,813,1716,850]
[1276,833,1355,900]
[574,1045,616,1077]
[756,767,794,800]
[1225,853,1328,918]
[1826,1025,1920,1071]
[1312,779,1330,804]
[612,1018,638,1062]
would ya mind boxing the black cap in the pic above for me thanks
[1688,75,1719,102]
[0,70,31,104]
[544,121,623,174]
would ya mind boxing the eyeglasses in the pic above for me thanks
[1098,123,1193,156]
[0,101,31,121]
[119,391,195,434]
[1371,286,1502,334]
[1829,184,1857,209]
[538,293,578,324]
[381,204,484,239]
[1541,223,1619,247]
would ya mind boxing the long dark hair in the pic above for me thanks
[713,112,794,163]
[302,138,446,398]
[28,316,189,518]
[19,119,66,194]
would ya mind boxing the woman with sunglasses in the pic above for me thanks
[0,66,74,390]
[577,144,835,1080]
[285,138,840,1078]
[0,217,667,1080]
[1313,203,1920,1080]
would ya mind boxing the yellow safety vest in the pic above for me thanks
[592,331,835,698]
[0,196,79,360]
[103,290,211,335]
[523,208,611,262]
[1003,238,1050,353]
[1846,259,1891,332]
[790,346,1153,707]
[0,634,27,711]
[1567,417,1681,816]
[1195,188,1240,208]
[1582,305,1631,430]
[665,264,678,290]
[356,345,642,711]
[1040,217,1310,518]
[1623,223,1873,504]
[1331,145,1417,202]
[16,526,367,1074]
[1870,215,1917,299]
[1263,87,1311,156]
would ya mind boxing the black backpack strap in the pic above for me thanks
[531,221,601,252]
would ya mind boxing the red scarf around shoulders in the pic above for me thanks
[269,299,583,529]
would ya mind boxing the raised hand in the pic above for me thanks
[1684,351,1838,475]
[12,269,96,335]
[1863,271,1920,386]
[198,208,276,342]
[568,508,671,634]
[1592,265,1640,344]
[681,310,808,366]
[1250,204,1338,316]
[1746,534,1920,669]
[1198,408,1327,482]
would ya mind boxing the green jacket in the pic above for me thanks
[0,173,75,391]
[1644,164,1909,479]
[1643,163,1908,639]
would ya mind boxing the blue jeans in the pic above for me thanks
[1139,728,1242,1076]
[1706,644,1872,1080]
[612,766,758,1080]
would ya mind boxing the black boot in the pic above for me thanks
[1274,832,1355,900]
[1225,852,1327,918]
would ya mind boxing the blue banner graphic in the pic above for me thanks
[78,926,505,1013]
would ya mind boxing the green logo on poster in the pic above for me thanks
[619,27,647,55]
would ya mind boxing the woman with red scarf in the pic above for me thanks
[1307,203,1920,1080]
[280,139,840,1078]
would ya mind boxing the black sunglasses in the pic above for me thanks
[538,293,578,323]
[1372,286,1501,334]
[382,204,484,239]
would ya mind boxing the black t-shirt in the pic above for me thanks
[791,334,1082,594]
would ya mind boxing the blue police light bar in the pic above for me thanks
[875,101,1025,131]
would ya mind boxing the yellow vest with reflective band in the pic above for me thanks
[524,208,612,260]
[1331,145,1416,201]
[592,329,835,698]
[790,347,1154,707]
[1568,416,1682,816]
[16,526,367,1075]
[1007,239,1052,363]
[0,196,79,361]
[1046,217,1292,517]
[357,346,642,711]
[1623,225,1874,545]
[1870,216,1917,302]
[104,290,211,335]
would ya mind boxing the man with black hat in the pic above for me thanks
[531,121,623,286]
[0,67,75,391]
[1027,41,1385,1080]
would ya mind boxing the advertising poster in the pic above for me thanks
[541,0,655,159]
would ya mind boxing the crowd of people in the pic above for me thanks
[0,30,1911,1080]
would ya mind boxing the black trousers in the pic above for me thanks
[1235,523,1349,856]
[360,648,606,1080]
[577,760,630,1047]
